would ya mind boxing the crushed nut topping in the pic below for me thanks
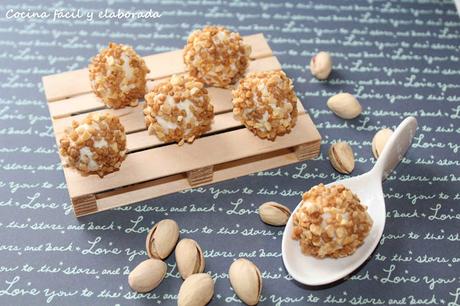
[183,26,251,88]
[232,70,298,141]
[89,42,150,109]
[143,75,214,145]
[59,113,127,177]
[292,184,373,258]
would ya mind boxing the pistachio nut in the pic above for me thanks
[178,273,214,306]
[128,258,166,293]
[259,202,291,226]
[175,238,205,279]
[328,142,355,174]
[146,219,180,259]
[372,128,393,159]
[327,93,362,119]
[310,51,332,80]
[228,258,262,306]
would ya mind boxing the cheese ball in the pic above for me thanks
[292,184,373,258]
[89,42,150,109]
[143,75,214,145]
[232,71,298,140]
[59,113,127,177]
[183,26,251,88]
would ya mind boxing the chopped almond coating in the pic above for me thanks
[59,113,127,177]
[183,26,251,88]
[89,42,150,109]
[143,75,214,145]
[292,184,373,258]
[232,71,298,141]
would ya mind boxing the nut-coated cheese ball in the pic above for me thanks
[143,75,214,145]
[59,113,127,177]
[89,43,150,109]
[183,26,251,88]
[232,71,298,140]
[292,184,373,258]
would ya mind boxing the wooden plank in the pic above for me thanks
[125,111,238,153]
[126,101,305,152]
[42,69,91,103]
[52,87,233,136]
[43,33,272,102]
[187,166,214,186]
[145,49,185,80]
[55,101,305,153]
[244,33,272,59]
[64,112,320,197]
[47,56,281,119]
[73,194,97,216]
[90,145,319,216]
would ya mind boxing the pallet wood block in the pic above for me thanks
[187,166,214,186]
[42,33,321,217]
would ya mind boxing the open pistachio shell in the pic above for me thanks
[327,93,362,119]
[372,128,393,159]
[175,238,205,279]
[328,142,355,174]
[259,202,291,226]
[146,219,180,259]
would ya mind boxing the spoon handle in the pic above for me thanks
[371,116,418,181]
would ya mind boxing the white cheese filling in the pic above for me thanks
[246,82,293,132]
[155,96,196,135]
[104,53,137,94]
[71,123,110,172]
[94,139,108,148]
[120,52,136,93]
[79,146,99,171]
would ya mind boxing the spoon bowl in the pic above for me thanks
[282,117,418,286]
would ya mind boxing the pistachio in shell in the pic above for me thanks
[258,202,291,226]
[175,238,205,279]
[178,273,214,306]
[128,258,167,293]
[146,219,180,259]
[372,128,393,159]
[310,51,332,80]
[327,93,362,119]
[328,142,355,174]
[228,258,262,305]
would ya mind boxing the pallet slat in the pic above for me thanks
[125,102,305,153]
[93,148,318,216]
[54,95,304,153]
[52,87,232,137]
[126,101,305,153]
[47,56,281,119]
[42,34,272,102]
[64,112,319,197]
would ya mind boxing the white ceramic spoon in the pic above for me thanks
[282,116,418,286]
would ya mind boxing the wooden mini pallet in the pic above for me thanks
[42,34,321,217]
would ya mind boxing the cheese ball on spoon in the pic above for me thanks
[183,26,251,88]
[143,75,214,145]
[232,71,298,140]
[292,184,373,258]
[89,42,150,109]
[59,113,127,177]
